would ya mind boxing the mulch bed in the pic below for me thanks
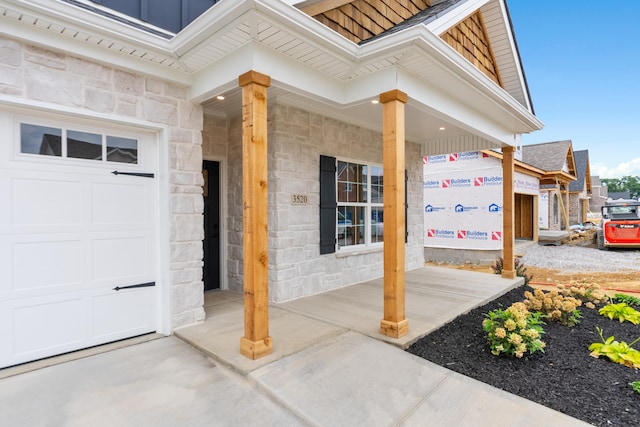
[407,285,640,426]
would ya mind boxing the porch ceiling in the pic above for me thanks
[202,86,469,143]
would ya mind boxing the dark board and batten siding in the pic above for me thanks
[90,0,218,33]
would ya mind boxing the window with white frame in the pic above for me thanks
[20,122,138,164]
[336,160,384,248]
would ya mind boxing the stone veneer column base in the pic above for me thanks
[379,319,409,339]
[240,336,273,360]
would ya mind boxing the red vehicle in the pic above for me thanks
[596,199,640,249]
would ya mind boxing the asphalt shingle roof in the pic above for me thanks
[521,140,573,172]
[360,0,469,45]
[569,149,589,192]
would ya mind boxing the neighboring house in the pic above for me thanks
[609,191,632,200]
[0,0,542,367]
[568,150,592,225]
[522,141,577,231]
[590,175,608,214]
[423,148,543,264]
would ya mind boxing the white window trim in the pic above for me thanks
[336,158,384,251]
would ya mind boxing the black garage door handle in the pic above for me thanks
[111,170,154,178]
[113,282,156,291]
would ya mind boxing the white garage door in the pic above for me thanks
[0,114,158,368]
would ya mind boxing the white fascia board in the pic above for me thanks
[0,17,191,85]
[1,1,191,85]
[5,0,175,50]
[342,68,402,104]
[494,0,533,112]
[173,0,359,60]
[399,26,542,131]
[169,0,254,55]
[425,0,491,35]
[398,71,515,145]
[255,0,360,55]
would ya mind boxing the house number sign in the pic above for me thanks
[291,194,308,205]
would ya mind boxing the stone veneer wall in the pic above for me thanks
[0,37,205,329]
[218,103,423,302]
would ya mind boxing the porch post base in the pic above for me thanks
[240,336,273,360]
[501,270,517,279]
[380,319,409,338]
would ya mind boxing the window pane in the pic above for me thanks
[20,123,62,156]
[338,161,367,203]
[107,136,138,164]
[370,165,383,204]
[68,130,102,160]
[337,206,365,248]
[371,207,384,243]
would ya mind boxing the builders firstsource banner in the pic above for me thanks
[423,151,503,250]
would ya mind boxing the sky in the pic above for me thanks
[506,1,640,179]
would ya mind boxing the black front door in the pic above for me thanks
[203,161,220,291]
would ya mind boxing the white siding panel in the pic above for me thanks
[422,136,502,156]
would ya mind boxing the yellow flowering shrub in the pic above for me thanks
[523,288,583,326]
[483,302,546,358]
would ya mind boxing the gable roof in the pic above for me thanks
[300,0,533,112]
[521,141,577,185]
[1,0,542,151]
[569,149,591,193]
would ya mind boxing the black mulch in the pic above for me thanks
[407,285,640,426]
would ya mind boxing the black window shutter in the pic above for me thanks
[319,155,337,254]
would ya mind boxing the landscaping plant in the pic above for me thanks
[558,280,606,308]
[491,257,533,285]
[631,381,640,395]
[523,288,583,326]
[599,303,640,325]
[588,327,640,369]
[615,293,640,308]
[482,302,546,358]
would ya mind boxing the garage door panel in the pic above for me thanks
[11,178,83,226]
[92,236,151,281]
[11,296,85,357]
[12,240,83,291]
[91,182,148,225]
[93,288,155,340]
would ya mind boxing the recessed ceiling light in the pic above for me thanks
[216,95,225,101]
[439,127,446,131]
[371,99,379,104]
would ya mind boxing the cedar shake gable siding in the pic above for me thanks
[302,0,501,87]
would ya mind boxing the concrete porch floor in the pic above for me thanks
[175,266,524,375]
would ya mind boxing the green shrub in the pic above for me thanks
[599,303,640,325]
[589,327,640,369]
[614,293,640,307]
[482,302,546,358]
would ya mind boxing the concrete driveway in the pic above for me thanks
[0,337,300,426]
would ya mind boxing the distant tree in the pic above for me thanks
[601,175,640,199]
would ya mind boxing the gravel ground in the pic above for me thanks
[408,285,640,426]
[520,244,640,273]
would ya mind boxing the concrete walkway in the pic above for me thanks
[0,267,589,426]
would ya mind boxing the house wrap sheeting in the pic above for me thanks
[423,151,540,250]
